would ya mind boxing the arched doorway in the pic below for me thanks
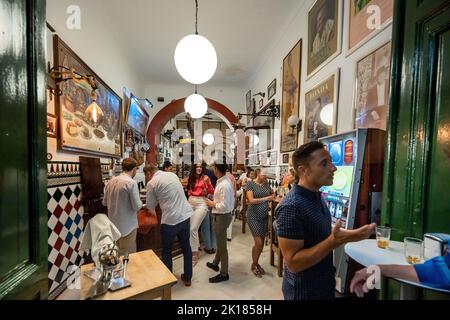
[146,98,238,163]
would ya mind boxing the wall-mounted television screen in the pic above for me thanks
[126,95,149,136]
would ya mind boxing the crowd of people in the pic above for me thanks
[102,143,449,299]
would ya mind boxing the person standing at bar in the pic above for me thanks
[186,162,214,266]
[205,160,235,283]
[276,142,376,300]
[102,158,142,256]
[143,164,194,287]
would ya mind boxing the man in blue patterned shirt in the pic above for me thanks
[275,141,376,300]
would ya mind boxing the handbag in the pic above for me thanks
[137,208,158,234]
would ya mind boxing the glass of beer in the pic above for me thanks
[404,237,423,264]
[376,226,391,249]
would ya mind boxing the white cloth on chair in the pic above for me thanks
[79,214,121,269]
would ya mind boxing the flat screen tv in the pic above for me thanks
[126,94,149,136]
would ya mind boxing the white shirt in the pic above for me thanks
[212,175,235,214]
[102,173,142,237]
[146,171,193,225]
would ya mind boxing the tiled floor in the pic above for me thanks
[57,219,284,300]
[171,219,283,300]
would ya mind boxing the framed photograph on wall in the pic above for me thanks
[282,153,290,164]
[307,0,342,78]
[270,151,278,165]
[47,113,57,138]
[348,0,393,55]
[267,78,277,100]
[53,35,123,158]
[354,42,391,130]
[281,39,302,153]
[304,70,340,143]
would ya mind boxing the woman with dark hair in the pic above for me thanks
[186,162,214,265]
[246,168,275,277]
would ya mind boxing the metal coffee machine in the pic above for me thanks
[85,243,131,299]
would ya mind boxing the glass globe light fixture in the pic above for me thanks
[184,93,208,119]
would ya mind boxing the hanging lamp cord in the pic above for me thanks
[195,84,198,94]
[195,0,199,34]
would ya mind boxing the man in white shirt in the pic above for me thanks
[144,164,194,286]
[102,158,142,255]
[205,161,235,283]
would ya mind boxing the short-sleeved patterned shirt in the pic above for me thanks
[275,184,335,300]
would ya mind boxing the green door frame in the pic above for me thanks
[0,0,48,299]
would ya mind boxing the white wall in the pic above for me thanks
[246,0,392,163]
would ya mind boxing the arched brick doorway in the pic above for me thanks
[146,98,238,163]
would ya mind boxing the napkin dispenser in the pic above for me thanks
[424,233,450,260]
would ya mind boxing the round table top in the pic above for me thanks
[345,239,409,266]
[345,239,450,294]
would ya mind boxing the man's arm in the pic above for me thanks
[279,220,375,273]
[146,183,158,211]
[129,182,143,212]
[350,265,418,298]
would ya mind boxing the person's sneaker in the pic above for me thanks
[181,274,191,287]
[206,262,219,272]
[204,248,216,254]
[209,273,229,283]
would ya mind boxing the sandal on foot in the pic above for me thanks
[257,265,265,275]
[251,265,262,278]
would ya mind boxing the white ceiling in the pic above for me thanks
[103,0,302,86]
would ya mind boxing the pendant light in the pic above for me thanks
[174,0,217,84]
[184,85,207,119]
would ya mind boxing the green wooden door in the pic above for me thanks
[382,0,450,299]
[0,0,48,299]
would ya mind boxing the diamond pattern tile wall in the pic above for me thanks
[48,184,84,297]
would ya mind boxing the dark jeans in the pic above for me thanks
[161,218,192,280]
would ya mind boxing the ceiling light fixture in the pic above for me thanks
[184,85,208,119]
[174,0,217,84]
[203,133,215,145]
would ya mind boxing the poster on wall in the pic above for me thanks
[281,40,302,153]
[307,0,342,77]
[348,0,393,54]
[304,70,339,143]
[354,42,391,130]
[54,36,122,158]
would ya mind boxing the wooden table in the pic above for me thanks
[81,249,177,300]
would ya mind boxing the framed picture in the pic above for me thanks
[246,90,252,125]
[354,42,391,130]
[270,150,278,165]
[53,35,123,158]
[281,39,302,153]
[267,78,277,100]
[254,99,275,151]
[307,0,342,77]
[304,70,340,143]
[47,113,57,138]
[259,98,264,110]
[282,153,290,164]
[348,0,393,55]
[125,94,149,136]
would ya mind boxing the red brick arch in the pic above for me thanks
[146,98,238,163]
